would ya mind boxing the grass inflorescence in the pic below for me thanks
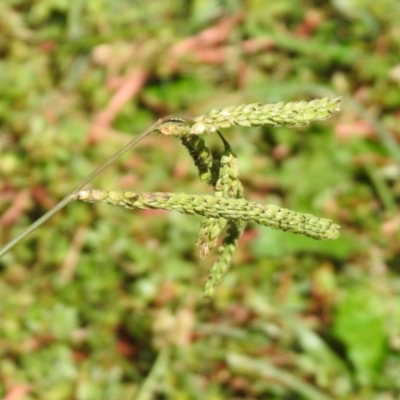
[71,98,341,297]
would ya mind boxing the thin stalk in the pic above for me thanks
[0,115,194,258]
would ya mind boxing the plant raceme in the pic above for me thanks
[72,97,341,297]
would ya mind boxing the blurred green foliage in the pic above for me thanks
[1,0,400,399]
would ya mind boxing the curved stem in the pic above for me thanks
[0,115,194,258]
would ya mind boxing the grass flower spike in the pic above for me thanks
[71,190,341,241]
[190,97,341,134]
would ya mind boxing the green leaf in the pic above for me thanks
[333,286,387,385]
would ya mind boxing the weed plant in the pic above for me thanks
[1,98,341,297]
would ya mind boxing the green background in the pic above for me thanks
[1,0,400,399]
